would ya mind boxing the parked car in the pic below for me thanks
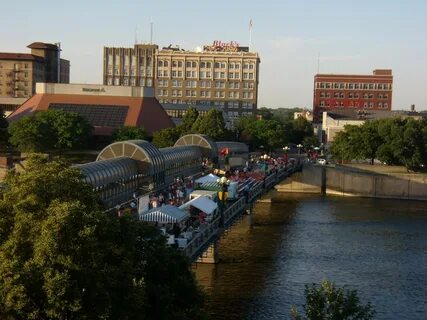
[317,158,327,165]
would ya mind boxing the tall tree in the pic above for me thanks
[152,127,181,148]
[0,155,206,319]
[112,126,148,142]
[179,106,199,134]
[8,110,92,152]
[191,109,227,140]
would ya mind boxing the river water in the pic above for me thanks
[195,193,427,320]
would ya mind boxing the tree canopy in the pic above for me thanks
[152,127,181,148]
[190,109,228,140]
[330,118,427,171]
[8,110,92,153]
[291,281,375,320]
[112,126,148,142]
[0,155,205,319]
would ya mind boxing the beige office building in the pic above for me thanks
[103,42,260,126]
[0,42,70,115]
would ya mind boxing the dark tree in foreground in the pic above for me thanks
[0,155,205,319]
[291,281,375,320]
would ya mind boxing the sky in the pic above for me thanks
[1,0,426,110]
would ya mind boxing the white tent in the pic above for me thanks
[195,173,219,184]
[139,205,189,224]
[179,195,218,215]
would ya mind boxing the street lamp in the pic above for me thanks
[283,146,290,169]
[217,176,230,228]
[297,144,303,165]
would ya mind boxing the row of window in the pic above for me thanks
[157,60,255,70]
[159,100,255,108]
[107,68,153,76]
[157,69,255,79]
[316,82,392,90]
[319,101,389,108]
[106,78,153,86]
[157,89,253,99]
[157,80,255,89]
[319,92,389,99]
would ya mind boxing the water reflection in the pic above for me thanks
[195,194,427,320]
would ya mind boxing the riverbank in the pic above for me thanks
[276,164,427,201]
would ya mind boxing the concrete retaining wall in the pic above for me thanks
[277,164,427,201]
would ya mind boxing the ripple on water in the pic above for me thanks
[195,195,427,320]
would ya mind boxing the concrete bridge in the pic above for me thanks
[276,163,427,201]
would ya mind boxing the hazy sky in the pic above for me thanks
[1,0,426,110]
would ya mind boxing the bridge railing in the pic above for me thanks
[182,215,221,260]
[223,197,246,227]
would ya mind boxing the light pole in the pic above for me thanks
[283,146,290,169]
[217,176,229,228]
[297,144,303,165]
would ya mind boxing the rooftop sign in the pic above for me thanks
[203,41,249,53]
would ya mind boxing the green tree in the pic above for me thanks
[112,126,148,142]
[8,110,92,152]
[303,135,319,148]
[256,107,275,120]
[152,127,181,148]
[359,121,383,165]
[401,118,427,171]
[291,281,375,320]
[289,117,314,144]
[0,111,9,149]
[191,109,227,140]
[0,155,206,319]
[179,106,199,134]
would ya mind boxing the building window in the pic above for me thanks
[146,79,152,86]
[114,78,119,85]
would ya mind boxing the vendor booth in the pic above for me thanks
[139,205,189,226]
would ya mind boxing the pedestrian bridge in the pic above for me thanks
[74,134,301,263]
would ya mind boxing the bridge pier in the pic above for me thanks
[197,241,219,264]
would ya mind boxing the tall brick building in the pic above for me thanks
[313,69,393,123]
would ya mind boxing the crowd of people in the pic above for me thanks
[148,176,195,209]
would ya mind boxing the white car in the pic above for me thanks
[317,158,327,165]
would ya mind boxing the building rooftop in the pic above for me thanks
[326,109,425,121]
[27,42,59,50]
[315,69,392,78]
[0,52,44,61]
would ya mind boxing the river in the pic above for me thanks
[195,193,427,319]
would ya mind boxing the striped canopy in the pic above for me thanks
[139,205,189,224]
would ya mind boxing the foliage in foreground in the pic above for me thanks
[0,155,205,320]
[8,110,92,153]
[291,281,375,320]
[331,118,427,171]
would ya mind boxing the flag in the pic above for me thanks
[249,19,253,29]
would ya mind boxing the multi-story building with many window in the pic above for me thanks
[0,42,70,115]
[103,42,260,127]
[313,69,393,123]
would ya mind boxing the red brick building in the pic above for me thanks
[313,69,393,123]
